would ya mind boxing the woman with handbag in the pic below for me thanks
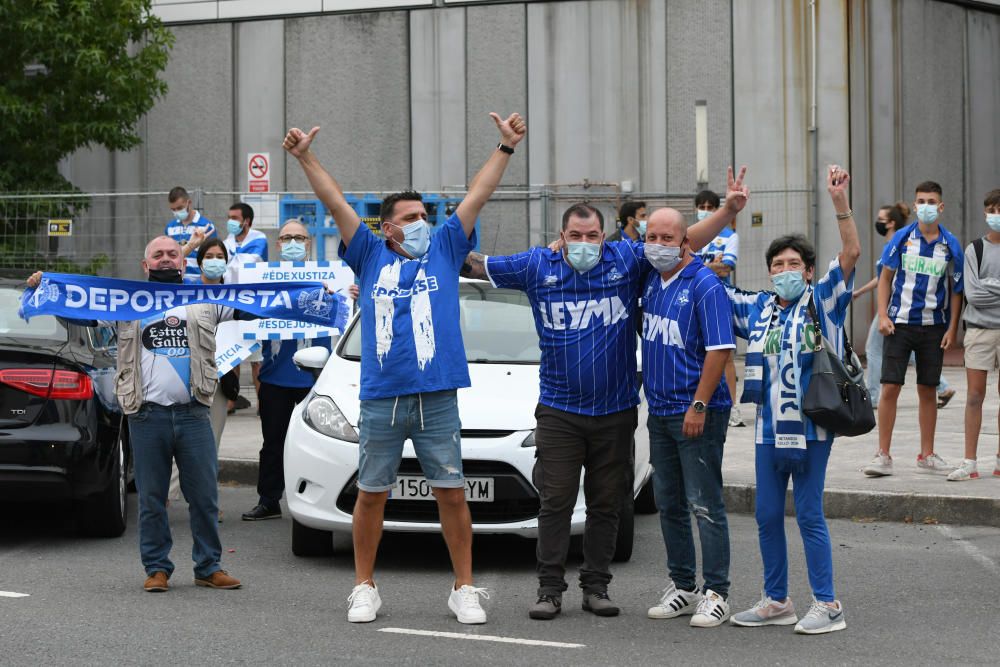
[726,166,861,635]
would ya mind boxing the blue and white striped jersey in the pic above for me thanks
[224,228,269,267]
[641,258,735,417]
[700,227,739,285]
[728,258,854,446]
[880,222,964,326]
[165,211,217,278]
[486,241,649,416]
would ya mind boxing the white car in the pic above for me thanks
[283,279,654,560]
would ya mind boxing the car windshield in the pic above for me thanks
[0,286,66,342]
[340,282,540,364]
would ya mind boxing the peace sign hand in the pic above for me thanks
[283,126,320,158]
[724,165,750,214]
[489,112,527,148]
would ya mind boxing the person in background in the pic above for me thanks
[609,200,647,242]
[166,186,216,279]
[696,189,745,428]
[949,188,1000,481]
[852,203,955,408]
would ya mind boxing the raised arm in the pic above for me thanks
[460,251,488,280]
[687,166,749,251]
[283,127,362,247]
[827,165,861,278]
[455,113,527,237]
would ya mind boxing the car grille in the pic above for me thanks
[336,459,540,524]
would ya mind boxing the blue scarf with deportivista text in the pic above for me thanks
[20,272,349,329]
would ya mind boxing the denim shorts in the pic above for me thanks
[356,390,464,492]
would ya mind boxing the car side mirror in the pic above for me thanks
[293,346,330,380]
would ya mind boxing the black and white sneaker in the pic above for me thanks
[690,589,730,627]
[647,582,703,619]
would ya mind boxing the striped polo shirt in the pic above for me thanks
[880,222,964,326]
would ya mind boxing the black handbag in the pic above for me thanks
[802,300,876,437]
[219,368,241,402]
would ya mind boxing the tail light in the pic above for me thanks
[0,369,94,400]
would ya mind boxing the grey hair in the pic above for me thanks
[144,235,181,260]
[279,218,311,237]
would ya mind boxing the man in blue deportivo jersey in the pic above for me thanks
[640,208,736,628]
[284,112,526,626]
[863,180,964,477]
[460,167,749,620]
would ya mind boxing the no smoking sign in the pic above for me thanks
[247,152,270,193]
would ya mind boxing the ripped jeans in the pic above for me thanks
[647,409,731,598]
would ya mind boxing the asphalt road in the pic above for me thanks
[2,486,998,666]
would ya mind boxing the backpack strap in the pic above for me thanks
[973,237,985,277]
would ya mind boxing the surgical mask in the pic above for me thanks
[148,268,183,284]
[771,270,807,301]
[875,221,889,237]
[916,203,940,225]
[986,213,1000,232]
[696,209,711,222]
[391,219,431,258]
[645,243,683,273]
[281,240,307,261]
[566,241,602,272]
[636,220,647,237]
[226,219,243,236]
[201,258,227,279]
[171,208,187,221]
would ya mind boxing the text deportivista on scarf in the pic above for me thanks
[20,272,349,330]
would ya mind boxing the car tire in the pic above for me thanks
[292,518,335,557]
[612,494,634,563]
[634,478,657,514]
[80,433,128,538]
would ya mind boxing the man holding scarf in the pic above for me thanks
[707,166,860,635]
[24,237,345,593]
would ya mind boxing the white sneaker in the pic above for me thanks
[947,459,979,482]
[690,589,730,628]
[347,582,381,623]
[862,452,893,477]
[448,584,489,624]
[917,452,956,475]
[647,582,703,619]
[729,405,746,427]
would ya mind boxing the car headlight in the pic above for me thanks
[302,393,359,443]
[520,430,535,448]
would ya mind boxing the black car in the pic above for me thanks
[0,278,130,537]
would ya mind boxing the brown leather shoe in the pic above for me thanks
[194,570,242,590]
[144,571,169,592]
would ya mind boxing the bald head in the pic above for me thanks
[645,208,687,243]
[142,235,184,276]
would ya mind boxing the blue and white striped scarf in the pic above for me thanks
[742,286,813,473]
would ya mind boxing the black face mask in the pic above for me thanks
[148,268,183,284]
[875,221,889,237]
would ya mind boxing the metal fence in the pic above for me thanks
[0,186,813,293]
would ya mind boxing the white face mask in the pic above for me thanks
[646,243,684,273]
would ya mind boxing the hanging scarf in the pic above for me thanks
[742,286,814,473]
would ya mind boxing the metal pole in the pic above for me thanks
[809,0,820,256]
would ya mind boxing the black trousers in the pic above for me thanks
[257,382,311,507]
[532,403,638,596]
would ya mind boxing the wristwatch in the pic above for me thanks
[691,400,707,414]
[497,142,514,155]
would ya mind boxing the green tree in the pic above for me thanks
[0,0,173,271]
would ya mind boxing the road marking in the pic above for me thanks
[378,627,585,649]
[0,591,30,598]
[936,525,1000,576]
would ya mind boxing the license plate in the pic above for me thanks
[392,476,494,502]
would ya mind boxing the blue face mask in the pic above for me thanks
[226,219,243,236]
[201,258,227,280]
[696,209,712,222]
[771,269,807,301]
[392,220,431,258]
[636,220,647,237]
[171,208,187,221]
[281,240,307,261]
[986,213,1000,232]
[916,203,940,225]
[566,241,602,272]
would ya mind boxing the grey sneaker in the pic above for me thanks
[917,452,956,475]
[730,593,798,627]
[862,452,893,477]
[794,599,846,635]
[582,591,620,617]
[647,582,703,619]
[528,594,562,620]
